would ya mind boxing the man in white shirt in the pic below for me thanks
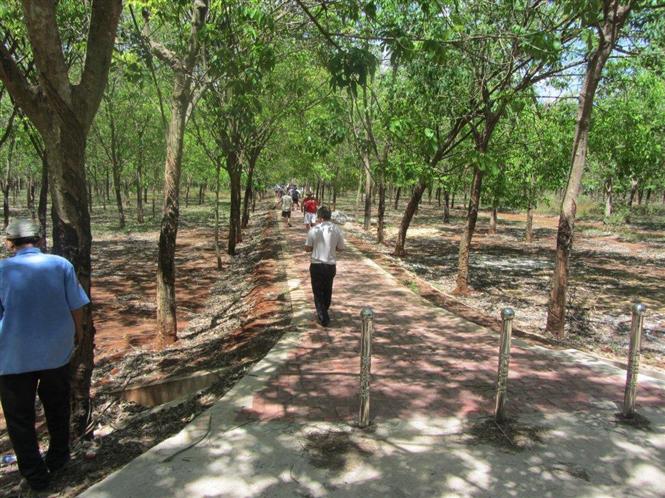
[280,192,294,227]
[305,206,345,326]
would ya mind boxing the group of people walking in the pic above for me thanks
[276,182,345,328]
[277,185,320,231]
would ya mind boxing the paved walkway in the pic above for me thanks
[81,217,665,497]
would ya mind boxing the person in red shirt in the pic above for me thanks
[302,193,319,231]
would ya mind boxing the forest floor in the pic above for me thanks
[337,196,665,367]
[0,202,293,497]
[0,195,663,496]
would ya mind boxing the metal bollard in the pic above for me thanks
[623,303,646,418]
[358,307,374,428]
[494,308,515,422]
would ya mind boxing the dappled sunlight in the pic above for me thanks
[81,408,665,497]
[78,209,665,497]
[239,224,665,429]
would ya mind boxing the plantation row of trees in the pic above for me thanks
[1,0,664,434]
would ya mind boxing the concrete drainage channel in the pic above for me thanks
[114,368,230,407]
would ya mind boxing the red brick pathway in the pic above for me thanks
[240,221,665,424]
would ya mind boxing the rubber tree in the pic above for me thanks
[0,0,122,435]
[450,0,584,294]
[589,63,665,222]
[194,1,277,255]
[135,0,210,344]
[93,82,127,228]
[390,56,473,257]
[546,0,636,338]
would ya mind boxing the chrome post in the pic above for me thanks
[494,308,515,422]
[623,303,646,418]
[358,307,374,428]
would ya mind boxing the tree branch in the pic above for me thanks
[0,38,45,128]
[21,0,71,104]
[139,8,182,69]
[128,5,168,131]
[294,0,342,51]
[74,0,123,130]
[0,105,17,149]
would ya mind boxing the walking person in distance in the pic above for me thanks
[305,206,345,326]
[0,219,90,493]
[280,190,294,227]
[302,192,319,231]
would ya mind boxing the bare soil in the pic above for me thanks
[337,197,665,368]
[0,204,292,497]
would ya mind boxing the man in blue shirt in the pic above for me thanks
[0,219,90,492]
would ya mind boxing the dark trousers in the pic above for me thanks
[0,363,71,488]
[310,263,337,324]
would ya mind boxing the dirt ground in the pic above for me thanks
[337,195,665,367]
[0,204,292,497]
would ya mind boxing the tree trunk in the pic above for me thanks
[546,0,632,338]
[111,158,125,228]
[2,184,9,229]
[104,166,110,206]
[627,178,639,223]
[377,172,386,244]
[363,157,372,230]
[3,136,14,228]
[443,190,450,223]
[26,175,34,214]
[46,129,94,439]
[154,0,209,344]
[37,155,48,252]
[489,207,498,235]
[185,176,191,207]
[227,158,242,255]
[136,144,144,223]
[214,160,222,270]
[604,177,612,219]
[156,84,190,345]
[393,179,426,257]
[241,158,256,229]
[87,180,92,214]
[525,205,534,243]
[455,167,483,294]
[394,186,401,210]
[198,183,205,205]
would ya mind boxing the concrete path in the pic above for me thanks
[80,217,665,497]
